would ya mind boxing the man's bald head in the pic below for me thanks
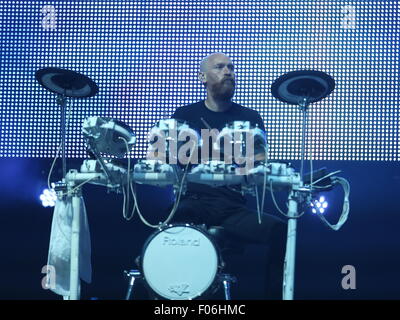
[199,52,232,72]
[198,52,235,101]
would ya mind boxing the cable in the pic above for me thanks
[47,99,73,189]
[309,170,342,186]
[316,177,350,231]
[122,184,127,219]
[291,140,314,218]
[270,180,292,218]
[47,142,63,189]
[309,139,313,193]
[312,184,334,189]
[119,136,134,220]
[260,145,269,221]
[59,176,98,197]
[160,140,198,225]
[254,144,269,224]
[54,175,97,240]
[130,141,196,228]
[255,184,261,222]
[270,170,350,219]
[270,180,309,219]
[130,165,186,229]
[122,180,136,221]
[130,162,186,228]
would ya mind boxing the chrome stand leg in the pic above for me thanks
[220,274,237,300]
[124,270,141,300]
[223,279,231,300]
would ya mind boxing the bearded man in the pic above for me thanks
[170,53,287,299]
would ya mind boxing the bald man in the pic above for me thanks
[170,53,287,299]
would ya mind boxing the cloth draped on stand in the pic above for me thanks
[46,197,92,297]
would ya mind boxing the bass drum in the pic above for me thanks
[141,224,220,300]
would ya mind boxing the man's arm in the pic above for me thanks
[253,111,268,162]
[255,152,266,161]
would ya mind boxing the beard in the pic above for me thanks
[210,78,235,101]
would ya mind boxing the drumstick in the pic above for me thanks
[200,117,212,130]
[201,117,230,162]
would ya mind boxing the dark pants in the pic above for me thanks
[169,193,287,300]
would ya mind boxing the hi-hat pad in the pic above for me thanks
[271,70,335,105]
[35,67,99,98]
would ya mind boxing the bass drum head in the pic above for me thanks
[141,224,219,300]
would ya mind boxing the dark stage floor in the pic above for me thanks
[0,158,399,300]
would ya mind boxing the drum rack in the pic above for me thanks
[55,157,309,300]
[39,68,349,301]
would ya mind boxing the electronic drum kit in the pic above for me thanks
[35,67,336,300]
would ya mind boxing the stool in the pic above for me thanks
[207,226,243,299]
[207,226,245,258]
[124,270,142,300]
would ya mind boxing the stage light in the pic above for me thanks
[40,188,57,208]
[311,196,328,214]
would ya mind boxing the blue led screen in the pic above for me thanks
[0,1,398,161]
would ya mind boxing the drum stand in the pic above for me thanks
[282,98,310,300]
[66,177,82,300]
[124,269,237,300]
[271,70,335,300]
[59,170,105,300]
[282,181,309,300]
[36,68,99,300]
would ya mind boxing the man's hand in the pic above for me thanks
[255,152,266,162]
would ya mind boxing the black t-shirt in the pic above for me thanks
[171,100,266,203]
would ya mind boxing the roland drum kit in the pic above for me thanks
[35,67,338,300]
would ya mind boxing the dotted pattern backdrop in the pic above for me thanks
[0,1,398,161]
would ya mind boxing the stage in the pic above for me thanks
[0,159,398,300]
[0,0,398,301]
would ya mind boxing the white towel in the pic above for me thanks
[46,197,92,297]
